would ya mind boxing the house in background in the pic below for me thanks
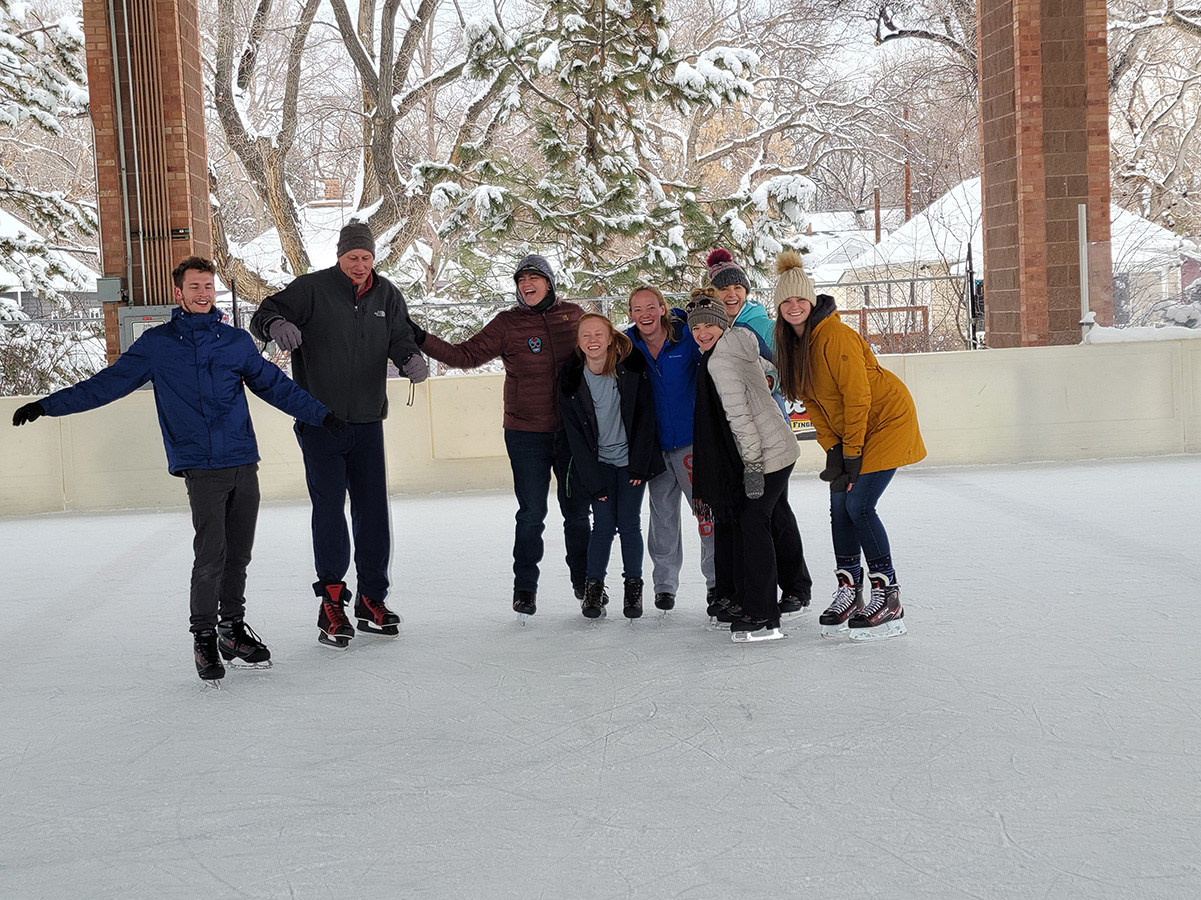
[813,178,1193,350]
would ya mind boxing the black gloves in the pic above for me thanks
[743,460,765,500]
[406,316,427,347]
[830,455,861,493]
[819,443,844,483]
[12,402,45,426]
[323,413,348,434]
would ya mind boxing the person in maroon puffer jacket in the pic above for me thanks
[411,254,591,618]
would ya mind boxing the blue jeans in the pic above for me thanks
[830,468,895,563]
[505,429,591,593]
[295,420,392,601]
[587,464,646,582]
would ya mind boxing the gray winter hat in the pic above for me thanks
[336,222,375,258]
[513,254,557,303]
[686,296,729,331]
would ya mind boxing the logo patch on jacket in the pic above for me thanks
[374,310,386,317]
[528,337,543,353]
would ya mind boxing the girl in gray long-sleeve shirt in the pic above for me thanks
[560,314,665,620]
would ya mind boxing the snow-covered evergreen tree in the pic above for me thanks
[0,0,96,300]
[425,0,812,296]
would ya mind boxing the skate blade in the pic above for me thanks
[820,622,851,636]
[732,627,786,643]
[515,612,532,625]
[356,620,401,636]
[199,677,223,689]
[317,632,352,650]
[849,619,907,641]
[225,659,273,669]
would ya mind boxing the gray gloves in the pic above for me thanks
[268,319,303,351]
[401,354,429,383]
[743,460,765,500]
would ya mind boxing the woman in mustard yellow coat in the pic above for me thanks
[772,250,925,641]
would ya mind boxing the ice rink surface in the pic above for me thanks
[2,456,1199,899]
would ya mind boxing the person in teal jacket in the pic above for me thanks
[12,256,342,683]
[705,248,774,351]
[702,248,812,614]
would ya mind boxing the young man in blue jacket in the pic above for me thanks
[11,257,343,683]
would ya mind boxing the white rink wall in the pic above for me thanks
[3,337,1201,516]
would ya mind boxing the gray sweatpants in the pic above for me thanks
[646,445,716,595]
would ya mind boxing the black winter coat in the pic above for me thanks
[249,266,419,423]
[559,350,666,500]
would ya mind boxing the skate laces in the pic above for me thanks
[862,586,888,616]
[828,582,860,615]
[323,597,349,625]
[238,621,263,645]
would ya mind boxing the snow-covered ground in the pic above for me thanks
[3,456,1199,899]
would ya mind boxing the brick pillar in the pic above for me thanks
[978,0,1111,347]
[82,0,211,361]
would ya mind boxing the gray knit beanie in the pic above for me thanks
[705,248,751,292]
[336,222,375,258]
[686,296,730,331]
[513,254,557,304]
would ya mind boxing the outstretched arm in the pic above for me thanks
[35,338,155,419]
[420,316,507,371]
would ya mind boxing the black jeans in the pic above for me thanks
[295,419,392,602]
[504,429,591,593]
[720,464,803,625]
[713,466,809,609]
[183,464,260,632]
[772,471,812,600]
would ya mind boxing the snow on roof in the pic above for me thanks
[804,208,905,235]
[836,178,1192,278]
[802,230,881,284]
[234,203,364,283]
[0,208,100,293]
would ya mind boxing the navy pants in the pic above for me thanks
[295,419,391,602]
[183,464,260,632]
[504,429,591,593]
[586,464,646,582]
[830,468,895,562]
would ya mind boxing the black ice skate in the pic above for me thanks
[848,573,907,641]
[820,569,864,636]
[623,577,644,620]
[581,579,607,619]
[707,588,733,624]
[316,581,355,649]
[513,589,537,623]
[355,593,401,636]
[653,591,676,612]
[193,629,225,683]
[218,617,272,668]
[730,615,785,644]
[778,592,811,615]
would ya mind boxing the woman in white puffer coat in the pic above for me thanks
[689,289,806,642]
